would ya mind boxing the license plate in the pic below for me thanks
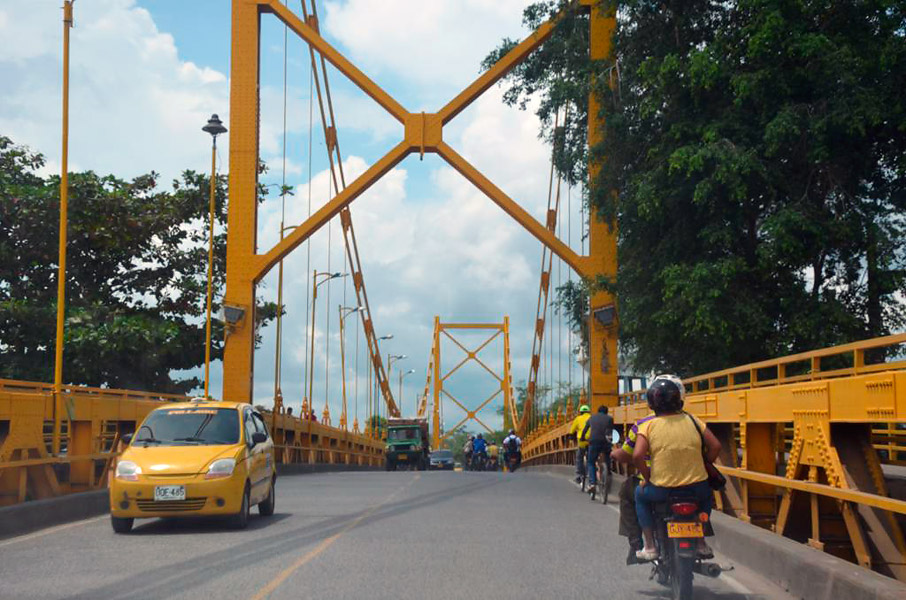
[154,485,186,501]
[667,522,703,538]
[398,454,407,460]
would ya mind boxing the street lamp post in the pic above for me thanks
[202,114,227,399]
[387,353,407,382]
[399,369,415,415]
[370,335,392,438]
[306,271,343,417]
[338,305,362,431]
[52,1,74,456]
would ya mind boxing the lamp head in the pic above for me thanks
[202,114,227,137]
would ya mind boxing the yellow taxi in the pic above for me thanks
[109,400,276,533]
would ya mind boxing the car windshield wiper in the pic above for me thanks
[135,437,163,444]
[172,436,206,444]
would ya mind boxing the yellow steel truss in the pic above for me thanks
[221,1,617,418]
[427,319,515,449]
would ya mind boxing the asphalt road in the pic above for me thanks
[0,470,793,600]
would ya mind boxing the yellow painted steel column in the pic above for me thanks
[586,1,619,410]
[222,0,261,403]
[432,317,441,449]
[52,1,74,456]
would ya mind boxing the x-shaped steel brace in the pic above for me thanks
[250,0,593,284]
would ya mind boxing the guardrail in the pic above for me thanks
[0,379,383,507]
[522,333,906,582]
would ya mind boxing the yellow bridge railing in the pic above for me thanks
[522,333,906,582]
[0,380,383,507]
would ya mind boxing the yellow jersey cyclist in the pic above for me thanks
[568,404,592,484]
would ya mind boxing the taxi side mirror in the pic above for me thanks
[251,432,267,446]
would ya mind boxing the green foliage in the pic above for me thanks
[0,135,277,392]
[488,1,906,376]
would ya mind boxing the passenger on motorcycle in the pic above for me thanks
[612,413,656,563]
[633,375,722,562]
[569,404,592,484]
[502,430,522,469]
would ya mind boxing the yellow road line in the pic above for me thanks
[251,473,421,600]
[0,515,106,548]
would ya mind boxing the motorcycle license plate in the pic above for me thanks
[667,522,703,538]
[154,485,186,501]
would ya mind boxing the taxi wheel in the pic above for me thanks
[229,484,250,530]
[258,478,276,516]
[110,516,133,534]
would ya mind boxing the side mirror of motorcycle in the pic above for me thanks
[610,430,621,446]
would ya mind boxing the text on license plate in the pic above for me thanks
[154,485,186,501]
[667,522,704,538]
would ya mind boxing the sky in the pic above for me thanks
[0,0,589,434]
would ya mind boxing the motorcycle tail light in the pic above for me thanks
[671,502,698,516]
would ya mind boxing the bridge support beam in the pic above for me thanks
[585,0,619,410]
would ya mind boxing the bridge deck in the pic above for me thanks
[0,471,789,599]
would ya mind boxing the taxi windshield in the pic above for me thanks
[134,408,240,446]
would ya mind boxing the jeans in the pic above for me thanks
[587,442,610,485]
[634,479,712,530]
[575,447,587,478]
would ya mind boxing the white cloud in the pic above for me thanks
[323,0,536,102]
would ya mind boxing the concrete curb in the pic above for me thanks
[0,464,380,541]
[0,489,108,541]
[522,465,906,600]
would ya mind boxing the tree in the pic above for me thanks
[488,1,906,376]
[0,135,277,393]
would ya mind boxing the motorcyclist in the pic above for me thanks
[633,374,722,561]
[487,440,499,470]
[569,404,592,484]
[502,429,522,469]
[463,435,474,471]
[472,433,488,469]
[581,405,614,493]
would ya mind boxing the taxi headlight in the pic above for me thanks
[205,458,236,479]
[115,461,142,481]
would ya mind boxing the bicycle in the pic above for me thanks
[590,446,612,504]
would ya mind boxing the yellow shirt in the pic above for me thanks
[488,444,499,458]
[636,413,708,487]
[569,413,592,448]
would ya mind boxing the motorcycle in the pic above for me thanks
[471,450,488,471]
[645,491,721,600]
[505,452,520,472]
[486,455,499,471]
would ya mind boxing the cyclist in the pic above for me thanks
[568,404,592,484]
[502,429,522,470]
[463,435,474,471]
[633,374,722,561]
[581,405,614,494]
[472,433,488,469]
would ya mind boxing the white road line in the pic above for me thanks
[0,515,106,548]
